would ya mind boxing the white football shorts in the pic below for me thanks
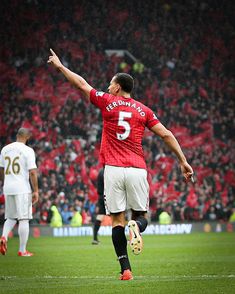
[5,193,33,220]
[104,165,149,214]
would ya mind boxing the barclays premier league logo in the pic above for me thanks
[96,91,104,97]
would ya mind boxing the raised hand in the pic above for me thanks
[47,48,63,68]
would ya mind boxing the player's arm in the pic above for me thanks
[29,169,39,205]
[151,123,194,182]
[47,49,93,100]
[0,167,4,183]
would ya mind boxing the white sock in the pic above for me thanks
[18,220,29,253]
[2,219,17,240]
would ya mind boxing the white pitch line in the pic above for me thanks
[0,274,235,281]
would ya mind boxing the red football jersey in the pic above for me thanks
[90,89,160,169]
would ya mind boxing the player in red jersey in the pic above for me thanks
[48,49,194,280]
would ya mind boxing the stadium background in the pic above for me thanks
[0,0,235,227]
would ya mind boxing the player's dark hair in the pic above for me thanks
[17,128,32,138]
[114,73,134,93]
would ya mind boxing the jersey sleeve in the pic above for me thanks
[146,107,160,129]
[90,89,111,110]
[27,149,37,170]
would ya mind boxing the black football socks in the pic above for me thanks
[93,219,101,241]
[136,216,148,233]
[112,226,131,273]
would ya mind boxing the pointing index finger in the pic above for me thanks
[50,48,56,56]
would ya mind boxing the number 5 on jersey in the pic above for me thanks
[116,111,132,141]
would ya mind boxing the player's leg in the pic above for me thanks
[111,212,133,280]
[92,196,106,244]
[92,218,101,244]
[132,210,148,233]
[128,210,148,255]
[1,219,17,240]
[18,219,32,255]
[0,219,17,255]
[2,195,17,239]
[0,195,17,255]
[16,194,33,256]
[92,214,104,244]
[125,167,149,255]
[104,165,133,280]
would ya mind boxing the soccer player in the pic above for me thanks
[92,168,106,245]
[0,128,39,256]
[48,49,194,280]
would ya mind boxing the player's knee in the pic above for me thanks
[131,210,146,220]
[137,216,148,232]
[132,212,148,233]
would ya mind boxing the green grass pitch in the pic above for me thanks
[0,233,235,294]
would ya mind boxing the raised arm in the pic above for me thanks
[151,123,194,182]
[47,49,93,100]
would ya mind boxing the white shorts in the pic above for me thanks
[5,194,33,220]
[104,165,149,214]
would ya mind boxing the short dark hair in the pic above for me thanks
[17,128,32,138]
[113,73,134,93]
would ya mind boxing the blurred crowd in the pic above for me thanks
[0,0,235,225]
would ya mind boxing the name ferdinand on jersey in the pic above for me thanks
[106,100,146,116]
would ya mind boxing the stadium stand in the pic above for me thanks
[0,0,235,224]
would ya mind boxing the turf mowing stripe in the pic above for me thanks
[1,274,235,281]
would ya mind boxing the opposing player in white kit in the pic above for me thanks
[48,49,194,280]
[0,128,39,256]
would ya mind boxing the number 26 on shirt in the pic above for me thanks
[116,111,132,141]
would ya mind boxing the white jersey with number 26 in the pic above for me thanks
[0,142,37,195]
